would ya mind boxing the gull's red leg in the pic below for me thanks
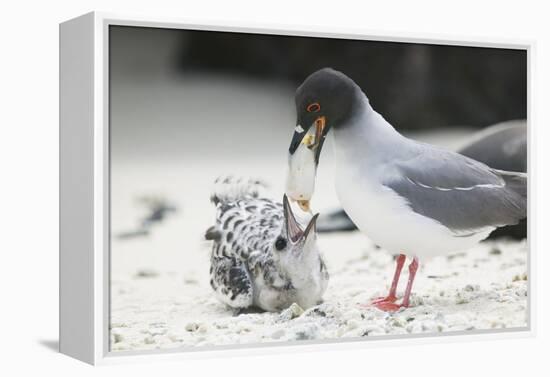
[401,257,419,308]
[370,254,406,307]
[373,256,419,312]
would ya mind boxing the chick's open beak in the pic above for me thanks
[283,194,304,244]
[302,213,319,242]
[283,194,319,245]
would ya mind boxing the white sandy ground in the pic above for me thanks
[111,235,527,352]
[109,74,527,353]
[110,160,528,353]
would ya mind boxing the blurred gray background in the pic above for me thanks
[109,25,526,165]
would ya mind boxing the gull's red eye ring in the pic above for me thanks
[307,102,321,113]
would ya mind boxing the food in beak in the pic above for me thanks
[285,126,318,205]
[297,200,310,212]
[312,116,325,150]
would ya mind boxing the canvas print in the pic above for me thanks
[109,25,528,352]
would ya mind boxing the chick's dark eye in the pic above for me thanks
[275,237,287,251]
[307,102,321,112]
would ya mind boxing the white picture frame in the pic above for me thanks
[59,11,535,365]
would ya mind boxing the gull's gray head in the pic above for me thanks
[272,195,321,286]
[289,68,362,160]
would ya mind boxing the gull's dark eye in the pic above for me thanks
[307,102,321,113]
[275,236,287,251]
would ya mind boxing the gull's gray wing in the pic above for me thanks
[383,147,527,233]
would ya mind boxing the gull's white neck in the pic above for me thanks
[332,95,409,167]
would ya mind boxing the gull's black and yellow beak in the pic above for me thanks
[283,194,319,245]
[288,116,329,164]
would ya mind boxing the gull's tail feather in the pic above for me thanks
[210,176,268,205]
[494,169,527,222]
[497,170,527,200]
